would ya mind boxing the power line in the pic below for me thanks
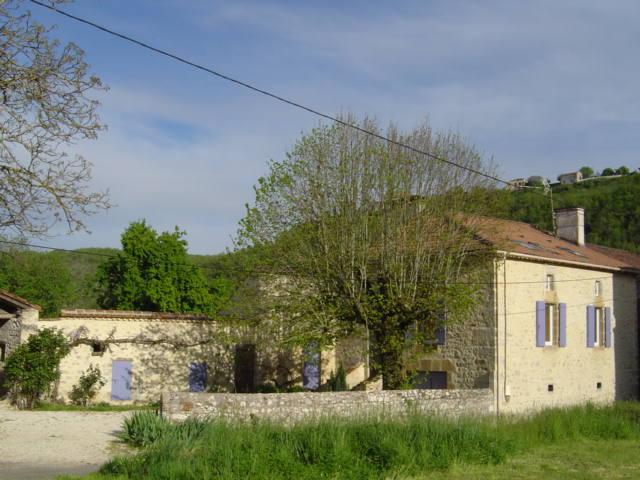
[29,0,517,189]
[0,238,625,285]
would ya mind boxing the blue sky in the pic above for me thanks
[26,0,640,254]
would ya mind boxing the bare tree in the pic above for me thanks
[238,115,498,388]
[0,0,109,237]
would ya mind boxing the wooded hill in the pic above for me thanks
[496,173,640,253]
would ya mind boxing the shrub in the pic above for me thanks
[119,411,170,447]
[327,364,348,391]
[68,365,106,406]
[2,328,70,409]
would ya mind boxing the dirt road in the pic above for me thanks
[0,401,129,480]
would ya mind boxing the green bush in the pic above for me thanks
[68,365,106,406]
[2,328,70,409]
[327,364,348,391]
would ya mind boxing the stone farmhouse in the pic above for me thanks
[1,207,638,414]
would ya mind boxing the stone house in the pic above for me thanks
[412,207,639,413]
[0,291,40,363]
[558,171,583,184]
[0,291,40,393]
[30,309,366,404]
[6,208,640,413]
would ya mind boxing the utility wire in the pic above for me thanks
[0,238,625,285]
[30,0,520,189]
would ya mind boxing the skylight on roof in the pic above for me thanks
[512,240,542,250]
[557,246,587,258]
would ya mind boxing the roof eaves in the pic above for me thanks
[0,290,42,311]
[498,250,639,274]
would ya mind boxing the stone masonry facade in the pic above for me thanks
[162,389,494,423]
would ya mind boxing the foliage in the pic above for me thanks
[616,165,630,175]
[66,403,640,480]
[237,115,496,388]
[0,245,76,317]
[497,173,640,253]
[601,167,615,176]
[327,364,348,392]
[2,328,70,409]
[119,411,205,448]
[68,365,106,406]
[0,0,110,238]
[96,221,224,314]
[579,166,594,178]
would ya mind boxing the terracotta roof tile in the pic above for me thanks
[0,289,42,311]
[475,217,640,272]
[59,309,213,321]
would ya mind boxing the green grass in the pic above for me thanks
[418,439,640,479]
[58,402,640,480]
[34,401,157,412]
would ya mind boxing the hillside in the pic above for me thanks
[498,174,640,253]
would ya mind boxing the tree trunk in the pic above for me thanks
[371,319,408,390]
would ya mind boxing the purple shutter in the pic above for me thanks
[604,307,612,348]
[536,301,545,347]
[111,360,132,401]
[586,305,595,348]
[189,362,207,392]
[559,303,567,347]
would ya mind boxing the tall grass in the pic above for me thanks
[96,402,640,480]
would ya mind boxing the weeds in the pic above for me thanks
[73,402,640,480]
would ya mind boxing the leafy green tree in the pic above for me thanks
[238,116,495,389]
[579,166,594,178]
[602,168,615,176]
[616,166,630,176]
[0,247,75,317]
[3,328,70,409]
[96,221,220,314]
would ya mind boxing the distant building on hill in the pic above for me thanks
[507,178,527,191]
[558,171,583,185]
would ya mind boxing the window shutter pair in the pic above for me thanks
[535,301,566,347]
[586,306,612,348]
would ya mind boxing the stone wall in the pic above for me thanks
[0,316,22,358]
[406,281,496,390]
[162,389,494,423]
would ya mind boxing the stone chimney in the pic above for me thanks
[554,207,585,246]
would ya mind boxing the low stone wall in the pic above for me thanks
[162,389,494,423]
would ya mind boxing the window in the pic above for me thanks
[594,281,602,296]
[414,371,447,390]
[91,342,105,356]
[545,303,559,346]
[594,307,605,347]
[587,305,611,348]
[536,301,566,347]
[545,274,555,292]
[0,341,6,362]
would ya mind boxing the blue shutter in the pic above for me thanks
[604,307,612,348]
[559,303,567,347]
[586,305,595,348]
[436,326,446,345]
[111,360,132,401]
[536,301,545,347]
[189,362,207,392]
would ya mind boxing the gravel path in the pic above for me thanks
[0,401,130,480]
